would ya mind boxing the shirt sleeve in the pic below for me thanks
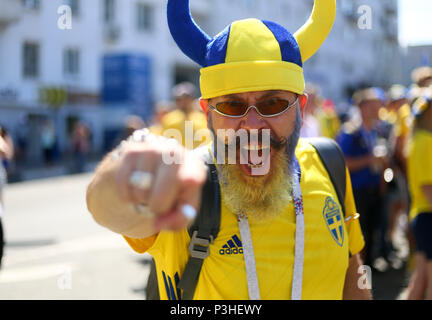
[123,234,158,254]
[344,168,365,256]
[123,228,190,257]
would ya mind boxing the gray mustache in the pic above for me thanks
[225,130,287,151]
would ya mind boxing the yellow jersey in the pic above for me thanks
[124,139,364,300]
[408,129,432,221]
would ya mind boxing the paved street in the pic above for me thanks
[0,173,410,300]
[0,174,150,300]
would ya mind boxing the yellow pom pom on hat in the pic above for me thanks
[167,0,336,99]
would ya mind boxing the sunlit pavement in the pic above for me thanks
[0,174,150,300]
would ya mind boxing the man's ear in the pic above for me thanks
[298,94,308,119]
[200,99,210,117]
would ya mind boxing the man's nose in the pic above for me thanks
[239,107,267,130]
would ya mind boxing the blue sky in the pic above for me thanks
[399,0,432,46]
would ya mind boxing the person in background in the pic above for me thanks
[114,115,146,147]
[0,125,14,270]
[158,82,210,149]
[405,89,432,300]
[300,83,322,138]
[337,88,387,268]
[386,85,411,175]
[70,122,91,174]
[148,101,175,136]
[317,98,341,140]
[411,66,432,89]
[378,85,410,267]
[41,120,56,167]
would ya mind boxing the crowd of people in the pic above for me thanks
[298,66,432,299]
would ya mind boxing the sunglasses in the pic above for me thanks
[208,97,299,118]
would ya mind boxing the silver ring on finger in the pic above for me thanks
[129,170,153,191]
[135,204,155,218]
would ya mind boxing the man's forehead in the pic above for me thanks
[212,90,296,101]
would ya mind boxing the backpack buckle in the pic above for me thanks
[189,230,214,259]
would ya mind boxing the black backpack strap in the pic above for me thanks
[307,137,352,258]
[306,137,346,217]
[177,162,221,300]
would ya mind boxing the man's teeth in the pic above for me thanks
[242,144,270,151]
[247,163,263,168]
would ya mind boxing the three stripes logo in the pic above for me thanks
[219,235,243,255]
[162,271,181,300]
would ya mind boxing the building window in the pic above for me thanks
[137,3,153,31]
[63,0,79,17]
[104,0,115,23]
[64,49,80,76]
[22,0,40,10]
[23,42,40,78]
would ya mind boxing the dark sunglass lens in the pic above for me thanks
[217,101,248,116]
[258,99,289,115]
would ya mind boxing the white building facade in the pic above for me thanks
[0,0,401,163]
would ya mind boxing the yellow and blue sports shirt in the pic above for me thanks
[408,129,432,221]
[124,139,365,300]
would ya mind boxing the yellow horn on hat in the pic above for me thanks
[294,0,336,63]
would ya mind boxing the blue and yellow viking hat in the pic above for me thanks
[167,0,336,99]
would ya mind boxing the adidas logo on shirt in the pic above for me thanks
[219,235,243,255]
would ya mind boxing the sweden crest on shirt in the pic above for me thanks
[323,196,344,247]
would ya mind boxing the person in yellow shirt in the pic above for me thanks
[147,101,174,137]
[86,0,369,300]
[317,99,341,140]
[378,85,410,264]
[406,92,432,300]
[155,82,210,150]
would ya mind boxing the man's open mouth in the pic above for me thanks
[239,143,272,175]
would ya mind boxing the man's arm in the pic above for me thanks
[343,253,372,300]
[86,133,207,239]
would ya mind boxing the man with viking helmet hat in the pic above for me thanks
[87,0,369,300]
